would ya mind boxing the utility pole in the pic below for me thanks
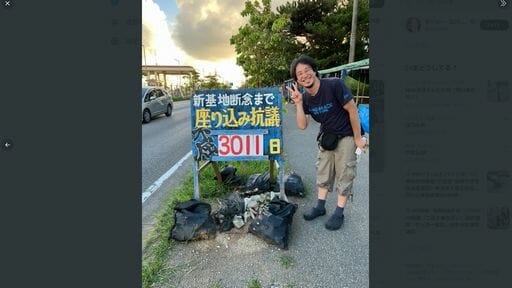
[348,0,359,63]
[175,59,182,96]
[142,44,147,65]
[175,58,181,90]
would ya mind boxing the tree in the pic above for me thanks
[278,0,369,69]
[182,71,230,94]
[231,0,369,86]
[230,0,302,88]
[183,70,202,95]
[202,74,230,90]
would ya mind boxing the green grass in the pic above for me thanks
[278,255,296,269]
[172,96,190,102]
[247,278,262,288]
[142,160,279,288]
[299,174,310,197]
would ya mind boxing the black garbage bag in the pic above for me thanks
[245,172,270,192]
[248,199,298,249]
[170,199,216,241]
[214,192,245,232]
[214,165,243,186]
[273,182,280,192]
[272,173,305,197]
[285,173,305,197]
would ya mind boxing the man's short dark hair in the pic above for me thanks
[290,54,320,81]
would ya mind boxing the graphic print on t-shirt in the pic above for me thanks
[310,103,334,116]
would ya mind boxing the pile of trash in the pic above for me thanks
[169,199,217,241]
[248,198,297,249]
[170,167,305,249]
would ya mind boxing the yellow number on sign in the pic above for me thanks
[269,139,280,154]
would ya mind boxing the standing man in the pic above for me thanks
[287,55,366,230]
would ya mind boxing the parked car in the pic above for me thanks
[141,87,173,123]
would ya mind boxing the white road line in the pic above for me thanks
[142,151,192,203]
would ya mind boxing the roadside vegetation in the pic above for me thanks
[170,95,190,102]
[247,278,263,288]
[278,255,296,269]
[345,76,369,96]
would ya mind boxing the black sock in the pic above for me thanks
[333,206,344,217]
[315,199,326,210]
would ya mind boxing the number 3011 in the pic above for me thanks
[218,134,263,157]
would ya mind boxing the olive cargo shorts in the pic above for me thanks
[316,136,357,196]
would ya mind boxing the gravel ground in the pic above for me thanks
[160,103,369,288]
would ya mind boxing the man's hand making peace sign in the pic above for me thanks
[286,82,303,105]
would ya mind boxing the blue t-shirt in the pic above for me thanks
[302,78,354,136]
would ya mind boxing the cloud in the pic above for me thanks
[191,58,246,88]
[173,0,294,61]
[173,0,246,61]
[142,0,187,65]
[142,0,246,88]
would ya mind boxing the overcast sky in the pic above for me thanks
[142,0,289,88]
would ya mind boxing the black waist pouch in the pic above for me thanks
[317,131,339,151]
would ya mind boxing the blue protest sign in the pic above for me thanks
[190,87,283,162]
[190,87,284,200]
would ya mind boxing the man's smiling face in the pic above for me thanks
[295,63,316,89]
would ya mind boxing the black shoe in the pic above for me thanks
[325,214,345,230]
[303,207,326,221]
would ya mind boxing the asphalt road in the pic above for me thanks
[164,103,369,288]
[142,100,193,239]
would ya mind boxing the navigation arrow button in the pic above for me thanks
[1,138,14,151]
